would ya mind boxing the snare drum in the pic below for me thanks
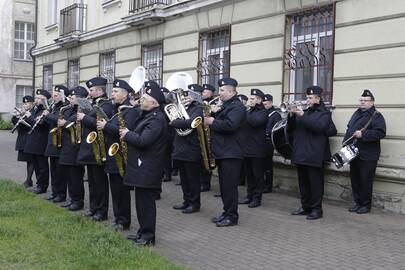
[331,144,359,169]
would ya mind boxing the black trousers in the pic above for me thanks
[135,187,160,241]
[87,164,109,216]
[296,164,324,212]
[264,151,274,191]
[25,161,34,182]
[200,167,211,188]
[245,157,266,201]
[32,154,49,189]
[217,158,243,219]
[64,165,84,203]
[350,158,378,208]
[109,173,131,226]
[163,146,173,181]
[49,157,61,196]
[177,160,201,208]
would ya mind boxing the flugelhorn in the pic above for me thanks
[279,100,309,113]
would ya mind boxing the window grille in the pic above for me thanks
[142,43,163,86]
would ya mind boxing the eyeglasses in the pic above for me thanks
[359,99,373,102]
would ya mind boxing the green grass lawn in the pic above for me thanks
[0,180,185,270]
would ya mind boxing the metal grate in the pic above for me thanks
[142,43,163,86]
[284,5,334,103]
[129,0,170,13]
[68,59,80,89]
[60,3,87,36]
[99,51,115,96]
[42,65,53,92]
[197,28,230,91]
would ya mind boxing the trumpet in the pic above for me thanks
[279,100,309,113]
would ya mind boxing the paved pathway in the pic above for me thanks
[1,131,405,270]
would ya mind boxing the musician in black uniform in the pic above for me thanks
[97,79,140,230]
[288,86,337,220]
[239,89,269,208]
[237,94,249,187]
[171,84,204,214]
[77,77,114,221]
[24,89,51,194]
[160,86,175,183]
[200,83,216,192]
[120,81,167,246]
[344,89,386,214]
[263,94,281,193]
[43,85,69,201]
[58,86,87,210]
[11,95,35,188]
[204,78,246,227]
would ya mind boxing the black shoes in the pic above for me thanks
[291,208,310,216]
[216,217,238,227]
[68,202,84,211]
[356,206,370,214]
[211,214,226,223]
[173,203,188,210]
[182,205,200,214]
[61,201,72,208]
[348,205,361,212]
[306,210,323,220]
[92,213,107,222]
[23,180,33,188]
[262,186,272,194]
[238,198,252,205]
[32,186,47,194]
[200,185,210,192]
[248,200,261,208]
[47,194,57,201]
[84,210,96,217]
[113,223,130,231]
[132,237,155,246]
[52,196,66,203]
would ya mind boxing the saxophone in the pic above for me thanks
[86,99,109,165]
[50,104,72,148]
[108,105,133,177]
[196,102,216,171]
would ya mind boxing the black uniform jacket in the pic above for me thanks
[210,95,246,160]
[43,101,66,157]
[24,105,49,155]
[343,106,386,161]
[265,107,282,153]
[12,107,34,151]
[123,107,167,188]
[59,106,81,166]
[169,101,204,163]
[77,97,114,165]
[240,104,269,158]
[103,99,140,174]
[288,102,337,168]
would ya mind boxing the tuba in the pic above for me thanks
[108,105,133,177]
[164,72,194,136]
[129,66,146,95]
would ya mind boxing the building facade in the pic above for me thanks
[0,0,36,119]
[32,0,405,213]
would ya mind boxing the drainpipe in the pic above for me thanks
[29,0,38,95]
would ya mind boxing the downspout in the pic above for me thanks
[29,0,38,95]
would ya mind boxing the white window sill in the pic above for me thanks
[45,23,58,32]
[102,0,122,12]
[13,58,33,62]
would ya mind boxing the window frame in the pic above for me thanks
[42,65,53,92]
[67,59,80,89]
[15,85,33,108]
[99,51,116,96]
[14,21,35,61]
[141,42,164,86]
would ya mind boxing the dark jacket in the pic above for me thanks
[210,95,246,160]
[24,105,49,155]
[288,102,337,168]
[103,99,140,174]
[343,106,386,161]
[240,104,269,158]
[265,107,282,154]
[77,97,114,165]
[59,107,81,166]
[123,107,167,188]
[43,101,67,157]
[170,101,204,162]
[12,108,34,151]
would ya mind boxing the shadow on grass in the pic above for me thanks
[0,179,185,270]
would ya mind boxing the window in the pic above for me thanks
[197,28,230,90]
[16,86,33,108]
[142,43,163,86]
[99,51,115,95]
[60,3,87,36]
[284,5,334,103]
[68,59,80,89]
[43,65,53,92]
[48,0,58,26]
[14,21,35,61]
